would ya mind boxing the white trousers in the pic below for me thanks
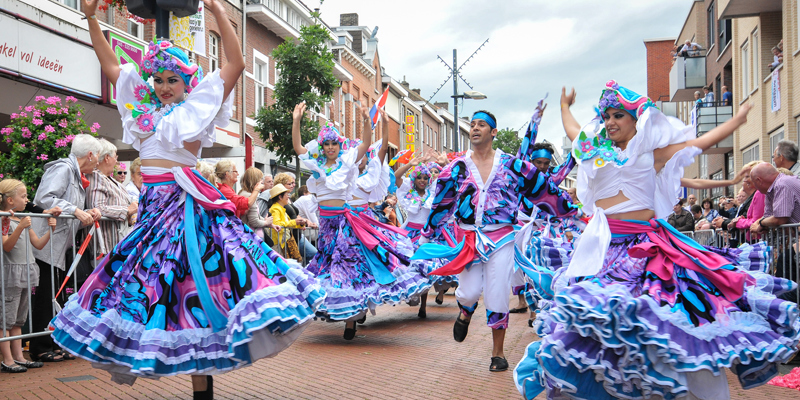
[455,241,515,316]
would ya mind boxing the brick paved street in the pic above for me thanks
[1,293,798,400]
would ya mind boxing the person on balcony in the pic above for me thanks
[702,86,715,106]
[678,39,702,57]
[768,46,783,71]
[772,139,800,177]
[721,86,732,106]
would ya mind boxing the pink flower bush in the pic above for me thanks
[0,95,98,193]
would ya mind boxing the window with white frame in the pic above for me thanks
[751,29,759,90]
[58,0,79,10]
[741,42,750,94]
[699,154,708,178]
[711,171,724,198]
[209,33,220,72]
[769,128,785,156]
[253,52,269,112]
[742,143,760,165]
[127,19,143,40]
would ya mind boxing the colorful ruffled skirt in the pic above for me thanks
[514,218,800,400]
[50,173,325,384]
[513,219,575,311]
[407,221,459,293]
[305,205,429,321]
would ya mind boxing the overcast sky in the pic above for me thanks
[306,0,691,148]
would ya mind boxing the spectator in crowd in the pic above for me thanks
[684,193,697,211]
[567,187,581,207]
[29,134,102,363]
[668,198,694,232]
[768,46,783,71]
[112,162,126,184]
[721,86,732,106]
[700,197,720,222]
[86,139,138,256]
[125,157,142,202]
[0,178,55,373]
[772,139,800,176]
[273,172,317,260]
[267,184,307,262]
[711,162,759,234]
[195,161,216,184]
[238,167,276,244]
[215,160,263,218]
[750,162,800,301]
[678,40,702,57]
[256,173,274,220]
[691,205,710,230]
[693,91,703,108]
[293,185,319,245]
[718,196,738,219]
[702,86,715,106]
[373,194,399,227]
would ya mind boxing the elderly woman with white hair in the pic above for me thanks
[86,139,138,255]
[28,133,102,363]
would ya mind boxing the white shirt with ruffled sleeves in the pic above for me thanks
[115,63,233,165]
[299,141,360,202]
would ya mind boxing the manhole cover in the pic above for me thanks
[56,375,98,383]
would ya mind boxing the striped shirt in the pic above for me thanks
[86,170,132,254]
[764,173,800,223]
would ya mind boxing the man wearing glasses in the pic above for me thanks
[773,140,800,177]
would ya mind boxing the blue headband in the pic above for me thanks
[531,149,553,160]
[472,112,496,129]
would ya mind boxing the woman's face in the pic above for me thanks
[99,153,118,176]
[703,200,711,210]
[603,107,637,146]
[279,192,290,205]
[323,141,340,161]
[414,174,430,191]
[742,172,753,191]
[736,190,746,203]
[114,168,127,183]
[283,178,296,192]
[131,168,143,187]
[226,167,239,185]
[430,168,441,182]
[153,70,186,105]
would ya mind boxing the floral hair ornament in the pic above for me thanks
[427,162,442,173]
[141,41,204,94]
[408,162,432,181]
[598,80,656,120]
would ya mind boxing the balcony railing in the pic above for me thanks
[669,54,707,99]
[693,101,733,153]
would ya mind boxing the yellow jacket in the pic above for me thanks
[269,203,299,248]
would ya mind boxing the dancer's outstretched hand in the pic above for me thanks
[293,102,307,122]
[201,0,224,15]
[561,87,576,108]
[83,0,99,17]
[736,102,753,124]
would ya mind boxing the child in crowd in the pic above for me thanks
[0,179,55,373]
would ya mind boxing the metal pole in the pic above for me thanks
[452,49,459,153]
[155,8,170,40]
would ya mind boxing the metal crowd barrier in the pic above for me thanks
[0,212,116,344]
[269,227,320,267]
[681,225,800,305]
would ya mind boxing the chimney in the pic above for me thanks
[412,88,421,95]
[434,102,449,111]
[340,13,358,26]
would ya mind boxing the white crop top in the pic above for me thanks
[349,157,390,206]
[574,108,700,220]
[397,177,433,227]
[115,63,233,166]
[299,141,360,202]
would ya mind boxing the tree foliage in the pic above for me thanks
[254,18,339,165]
[492,128,522,155]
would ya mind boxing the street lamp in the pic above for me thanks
[452,90,487,152]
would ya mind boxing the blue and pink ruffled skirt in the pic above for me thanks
[406,221,459,293]
[50,172,325,384]
[305,205,429,321]
[514,218,799,400]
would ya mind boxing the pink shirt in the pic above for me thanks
[736,190,765,230]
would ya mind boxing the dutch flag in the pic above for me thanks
[369,87,390,130]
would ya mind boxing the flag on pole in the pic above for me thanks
[389,149,414,167]
[369,87,391,130]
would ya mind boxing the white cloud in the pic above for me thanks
[312,0,691,148]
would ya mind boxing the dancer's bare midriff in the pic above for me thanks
[140,139,202,169]
[596,191,655,221]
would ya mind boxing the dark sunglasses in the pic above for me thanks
[116,171,127,175]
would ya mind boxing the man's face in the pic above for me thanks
[469,118,496,147]
[687,195,696,205]
[533,158,551,173]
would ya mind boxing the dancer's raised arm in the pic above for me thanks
[377,108,390,162]
[394,157,420,181]
[560,87,581,141]
[292,102,308,155]
[82,0,121,85]
[356,102,373,162]
[203,0,245,99]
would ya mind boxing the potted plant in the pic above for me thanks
[99,0,155,22]
[0,96,100,194]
